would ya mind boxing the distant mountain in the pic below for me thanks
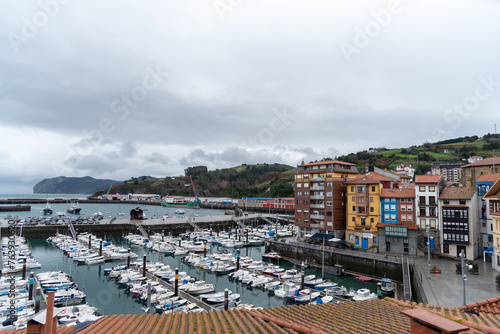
[33,176,122,194]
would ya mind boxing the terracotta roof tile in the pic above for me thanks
[439,187,476,200]
[300,160,356,167]
[477,173,500,183]
[380,188,415,198]
[415,175,444,183]
[463,157,500,168]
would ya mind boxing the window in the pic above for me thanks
[419,186,425,192]
[297,191,302,196]
[384,204,390,211]
[370,197,374,203]
[407,206,412,211]
[370,218,374,223]
[391,204,396,211]
[429,197,436,205]
[430,219,436,228]
[401,205,406,211]
[304,191,309,196]
[429,186,435,192]
[384,214,390,221]
[352,206,356,212]
[419,196,426,205]
[352,217,356,222]
[326,173,332,178]
[407,215,412,221]
[352,196,355,202]
[391,214,396,221]
[326,201,332,206]
[304,210,309,215]
[358,207,366,214]
[349,234,353,241]
[401,198,406,203]
[401,214,406,221]
[297,183,302,188]
[391,198,396,203]
[326,182,332,187]
[326,192,332,196]
[357,186,365,193]
[444,199,449,205]
[459,199,466,205]
[350,186,354,192]
[420,219,427,229]
[373,237,377,244]
[304,183,309,187]
[361,218,366,225]
[297,175,302,179]
[371,186,375,192]
[297,210,302,213]
[370,207,374,213]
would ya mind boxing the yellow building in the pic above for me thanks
[346,172,400,250]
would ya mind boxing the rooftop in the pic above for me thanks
[415,175,444,184]
[381,188,415,198]
[463,157,500,168]
[5,296,500,334]
[477,173,500,183]
[439,187,477,200]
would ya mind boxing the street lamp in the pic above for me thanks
[460,250,473,306]
[426,227,432,279]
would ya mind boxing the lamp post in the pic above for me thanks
[461,250,466,306]
[426,227,430,279]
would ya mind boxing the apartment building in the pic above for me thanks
[377,188,418,255]
[439,187,479,260]
[483,179,500,271]
[294,160,358,237]
[430,163,465,183]
[415,175,445,254]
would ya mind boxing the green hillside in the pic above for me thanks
[337,133,500,176]
[92,163,295,198]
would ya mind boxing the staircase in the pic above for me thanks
[68,221,77,240]
[402,255,412,302]
[135,222,148,238]
[188,218,201,232]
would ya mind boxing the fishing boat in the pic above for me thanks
[162,199,200,209]
[294,291,321,304]
[313,281,337,291]
[377,278,395,297]
[174,209,186,215]
[43,201,53,216]
[66,200,82,214]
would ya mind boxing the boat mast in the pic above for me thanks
[322,236,325,280]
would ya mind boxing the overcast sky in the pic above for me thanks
[1,0,499,193]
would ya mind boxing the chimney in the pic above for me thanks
[401,309,469,334]
[45,291,56,334]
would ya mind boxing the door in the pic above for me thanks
[362,237,369,249]
[355,236,359,247]
[457,246,466,258]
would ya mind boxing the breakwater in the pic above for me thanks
[0,205,31,212]
[266,240,403,281]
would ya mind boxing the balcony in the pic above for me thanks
[310,195,324,200]
[310,204,325,209]
[309,224,321,228]
[311,177,325,182]
[311,186,324,191]
[310,214,325,220]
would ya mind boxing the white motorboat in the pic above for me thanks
[85,256,105,265]
[295,291,321,304]
[206,293,240,304]
[184,281,215,295]
[352,288,378,301]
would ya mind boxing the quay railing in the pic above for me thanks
[402,255,412,302]
[276,240,401,264]
[134,222,149,238]
[68,221,77,240]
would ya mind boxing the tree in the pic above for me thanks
[184,166,208,178]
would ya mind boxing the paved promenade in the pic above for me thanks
[411,255,500,308]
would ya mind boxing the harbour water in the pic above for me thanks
[23,237,377,315]
[3,198,377,315]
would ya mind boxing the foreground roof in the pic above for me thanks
[381,188,415,198]
[477,173,500,183]
[6,296,500,333]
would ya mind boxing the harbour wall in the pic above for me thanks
[0,205,31,212]
[2,219,258,239]
[266,240,403,281]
